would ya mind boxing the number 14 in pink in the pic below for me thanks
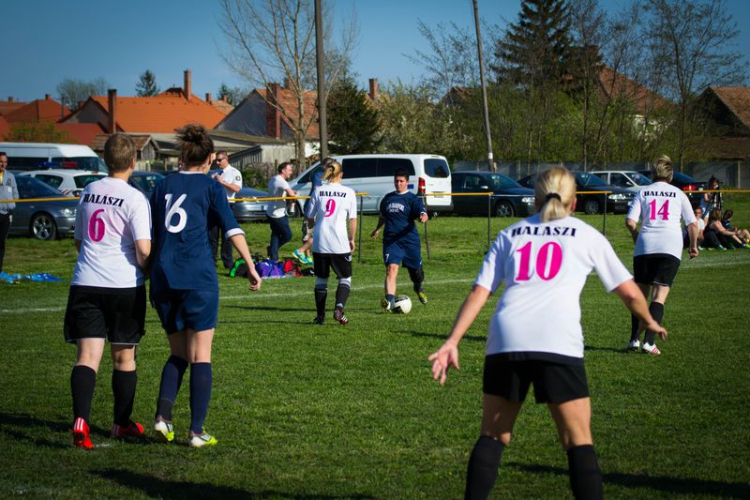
[648,199,670,220]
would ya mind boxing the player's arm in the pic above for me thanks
[370,215,386,239]
[348,217,357,253]
[75,239,82,252]
[428,284,491,386]
[687,221,699,258]
[135,239,151,273]
[613,279,667,340]
[625,218,639,243]
[230,234,262,291]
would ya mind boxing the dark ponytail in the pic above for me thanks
[177,123,214,167]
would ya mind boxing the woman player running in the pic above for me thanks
[305,160,358,325]
[429,166,666,499]
[149,124,261,447]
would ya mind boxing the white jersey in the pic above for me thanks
[219,165,242,201]
[72,177,151,288]
[627,181,696,259]
[266,174,290,218]
[309,183,357,254]
[475,214,631,360]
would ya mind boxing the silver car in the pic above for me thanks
[10,175,77,240]
[233,187,270,222]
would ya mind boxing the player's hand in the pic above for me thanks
[640,320,667,341]
[370,228,380,239]
[428,341,460,386]
[247,274,262,292]
[349,238,356,253]
[419,213,428,223]
[689,246,699,259]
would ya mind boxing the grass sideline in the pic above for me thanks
[1,202,749,498]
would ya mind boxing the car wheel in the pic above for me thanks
[583,197,601,215]
[287,201,302,218]
[31,213,58,241]
[494,201,514,218]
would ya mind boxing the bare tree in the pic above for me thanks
[644,0,747,166]
[219,0,358,170]
[56,77,108,111]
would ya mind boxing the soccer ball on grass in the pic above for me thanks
[392,295,412,314]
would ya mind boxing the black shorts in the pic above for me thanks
[633,254,680,287]
[483,354,589,404]
[313,252,352,280]
[64,285,146,345]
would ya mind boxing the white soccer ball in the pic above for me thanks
[393,295,412,314]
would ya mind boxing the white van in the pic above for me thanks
[290,154,453,214]
[0,142,108,173]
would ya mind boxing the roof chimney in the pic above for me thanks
[8,97,14,103]
[205,92,212,103]
[45,94,51,101]
[184,69,192,101]
[266,83,281,139]
[368,78,379,101]
[284,78,293,90]
[108,89,117,134]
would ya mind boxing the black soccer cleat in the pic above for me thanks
[333,307,349,325]
[312,316,325,325]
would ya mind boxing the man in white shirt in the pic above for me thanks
[266,162,297,261]
[209,151,243,268]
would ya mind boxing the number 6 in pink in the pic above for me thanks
[89,208,106,242]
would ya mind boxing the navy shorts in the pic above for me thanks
[383,238,422,270]
[313,252,352,280]
[64,285,146,345]
[633,254,681,287]
[483,355,589,404]
[151,288,219,334]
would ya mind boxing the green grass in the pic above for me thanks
[1,201,750,498]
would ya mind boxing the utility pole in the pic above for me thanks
[315,0,328,160]
[473,0,494,171]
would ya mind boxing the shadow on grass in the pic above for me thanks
[399,330,486,343]
[507,463,750,498]
[583,345,629,354]
[0,412,106,449]
[94,468,375,499]
[225,305,312,313]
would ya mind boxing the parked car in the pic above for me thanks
[128,170,164,197]
[0,142,108,172]
[23,169,106,197]
[233,187,271,222]
[10,175,77,240]
[451,172,535,217]
[517,171,634,214]
[639,170,706,208]
[591,170,652,192]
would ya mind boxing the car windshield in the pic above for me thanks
[16,175,65,198]
[488,174,521,189]
[74,174,106,188]
[631,172,652,186]
[575,172,608,187]
[130,173,164,195]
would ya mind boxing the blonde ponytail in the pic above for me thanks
[535,166,576,222]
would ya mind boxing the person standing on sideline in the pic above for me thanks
[0,152,18,273]
[266,162,297,261]
[209,151,243,269]
[64,134,152,449]
[150,124,261,448]
[293,157,332,265]
[626,155,699,355]
[428,166,667,500]
[370,168,428,311]
[305,161,357,325]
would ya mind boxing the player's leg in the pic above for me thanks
[154,332,187,442]
[71,338,105,449]
[186,328,217,447]
[383,263,400,311]
[331,254,353,325]
[277,215,293,257]
[548,398,603,500]
[313,253,329,324]
[642,284,670,353]
[268,217,281,261]
[407,266,427,304]
[402,238,427,304]
[629,283,650,350]
[110,345,144,437]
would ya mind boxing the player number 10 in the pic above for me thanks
[515,241,563,281]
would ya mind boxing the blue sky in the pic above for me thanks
[2,0,749,102]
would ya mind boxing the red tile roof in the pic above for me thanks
[256,87,320,139]
[708,87,750,131]
[0,100,26,117]
[77,93,225,133]
[0,115,10,140]
[56,123,106,146]
[4,98,70,124]
[598,66,670,114]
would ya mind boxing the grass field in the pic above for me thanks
[1,196,750,499]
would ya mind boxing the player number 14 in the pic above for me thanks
[648,199,670,220]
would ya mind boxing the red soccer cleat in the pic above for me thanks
[111,420,145,438]
[72,417,94,450]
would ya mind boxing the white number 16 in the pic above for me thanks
[164,193,188,233]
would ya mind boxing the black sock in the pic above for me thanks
[630,314,640,343]
[465,435,504,500]
[112,370,137,427]
[71,365,97,424]
[335,282,351,309]
[567,445,603,500]
[644,302,664,345]
[189,363,213,435]
[156,355,188,421]
[385,294,395,307]
[314,286,327,317]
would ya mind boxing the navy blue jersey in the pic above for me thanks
[150,172,243,291]
[379,191,426,243]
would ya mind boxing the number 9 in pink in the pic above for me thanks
[88,208,106,242]
[324,199,336,217]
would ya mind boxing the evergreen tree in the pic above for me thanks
[217,83,245,106]
[135,70,160,97]
[328,77,381,154]
[494,0,573,88]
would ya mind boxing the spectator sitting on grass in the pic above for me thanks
[684,207,705,249]
[721,210,750,245]
[703,209,748,250]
